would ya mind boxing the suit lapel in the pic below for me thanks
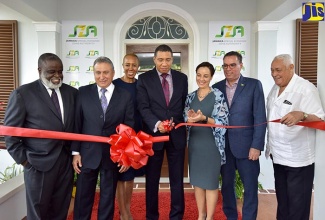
[106,87,120,114]
[60,85,69,125]
[231,75,246,106]
[169,71,179,107]
[152,69,167,107]
[90,84,103,113]
[219,79,230,107]
[86,84,107,126]
[37,80,62,121]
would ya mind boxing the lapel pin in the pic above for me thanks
[241,83,244,86]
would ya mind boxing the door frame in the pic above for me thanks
[113,2,201,183]
[113,2,200,92]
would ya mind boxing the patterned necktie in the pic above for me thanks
[51,89,62,119]
[100,88,108,113]
[161,73,170,106]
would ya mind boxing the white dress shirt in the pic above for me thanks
[43,85,64,123]
[266,74,325,167]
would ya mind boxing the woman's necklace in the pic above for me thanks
[198,88,211,99]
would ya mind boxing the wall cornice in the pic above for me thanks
[253,21,281,33]
[33,22,61,33]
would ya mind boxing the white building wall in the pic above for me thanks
[0,0,324,203]
[314,20,325,220]
[0,3,39,85]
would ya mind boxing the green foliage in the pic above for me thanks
[73,172,78,185]
[234,170,244,200]
[0,163,23,184]
[219,170,263,201]
[73,172,100,187]
[97,174,100,187]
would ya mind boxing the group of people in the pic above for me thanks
[3,44,324,220]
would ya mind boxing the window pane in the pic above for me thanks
[136,52,181,74]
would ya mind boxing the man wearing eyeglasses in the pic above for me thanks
[212,51,266,220]
[266,54,324,220]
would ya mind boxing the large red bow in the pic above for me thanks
[108,124,169,169]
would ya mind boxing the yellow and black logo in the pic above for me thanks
[302,2,324,21]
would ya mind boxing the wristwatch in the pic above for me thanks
[302,112,308,121]
[202,115,208,124]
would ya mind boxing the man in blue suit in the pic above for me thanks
[213,51,266,220]
[137,44,188,220]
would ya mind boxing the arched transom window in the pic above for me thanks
[126,16,189,39]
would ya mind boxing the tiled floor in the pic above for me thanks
[133,183,314,220]
[133,182,194,192]
[69,183,313,220]
[134,182,276,193]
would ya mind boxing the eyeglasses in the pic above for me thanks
[222,63,238,69]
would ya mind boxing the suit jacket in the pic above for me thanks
[213,75,266,158]
[137,68,188,150]
[4,80,78,171]
[71,84,134,170]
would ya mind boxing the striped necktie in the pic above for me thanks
[51,89,62,119]
[100,88,108,114]
[161,73,170,106]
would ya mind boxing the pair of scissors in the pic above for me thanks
[169,117,174,128]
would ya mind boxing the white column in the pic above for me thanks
[254,21,281,95]
[314,21,325,220]
[33,22,61,56]
[253,21,281,190]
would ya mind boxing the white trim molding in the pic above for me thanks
[253,21,281,33]
[33,21,61,33]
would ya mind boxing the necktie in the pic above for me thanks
[51,89,62,119]
[100,88,108,113]
[161,73,170,106]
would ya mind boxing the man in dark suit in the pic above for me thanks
[71,56,134,220]
[4,53,78,220]
[213,51,266,220]
[137,44,188,220]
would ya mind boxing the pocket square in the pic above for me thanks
[283,100,292,105]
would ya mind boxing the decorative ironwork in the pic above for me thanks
[126,16,189,39]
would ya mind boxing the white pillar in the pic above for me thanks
[254,21,281,94]
[253,21,281,190]
[33,22,61,56]
[314,21,325,220]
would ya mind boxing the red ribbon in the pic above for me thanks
[271,119,325,130]
[0,125,111,143]
[175,119,325,131]
[2,119,324,169]
[0,124,169,169]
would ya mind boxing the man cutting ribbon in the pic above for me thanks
[266,54,325,220]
